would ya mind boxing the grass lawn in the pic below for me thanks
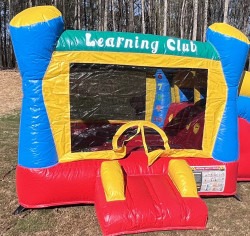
[0,112,250,236]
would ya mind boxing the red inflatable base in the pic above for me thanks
[16,160,102,208]
[238,118,250,181]
[185,158,238,196]
[16,153,238,208]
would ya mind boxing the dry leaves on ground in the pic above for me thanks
[0,70,22,115]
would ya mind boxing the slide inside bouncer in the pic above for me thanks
[9,6,249,235]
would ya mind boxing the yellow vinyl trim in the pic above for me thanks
[10,6,62,27]
[71,119,130,124]
[112,120,170,165]
[43,51,226,163]
[170,86,176,103]
[173,84,180,103]
[239,71,250,97]
[101,161,125,201]
[209,23,249,44]
[145,78,156,121]
[194,86,201,103]
[60,151,123,163]
[168,159,199,197]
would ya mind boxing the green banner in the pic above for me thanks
[56,30,219,60]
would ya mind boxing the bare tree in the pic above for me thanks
[98,0,103,30]
[74,0,78,29]
[28,0,32,7]
[52,0,57,7]
[242,0,249,36]
[62,0,65,18]
[163,0,168,36]
[128,0,134,32]
[180,0,186,38]
[124,0,129,31]
[223,0,230,23]
[157,0,162,35]
[192,0,198,40]
[147,0,152,33]
[152,0,158,34]
[3,1,7,67]
[78,0,81,28]
[141,0,145,33]
[111,0,117,31]
[209,0,224,23]
[203,0,209,41]
[149,0,156,34]
[104,0,109,31]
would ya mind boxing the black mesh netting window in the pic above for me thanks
[70,63,147,121]
[70,63,147,152]
[69,64,208,153]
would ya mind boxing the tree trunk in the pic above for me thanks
[73,0,81,29]
[158,0,162,35]
[203,0,209,41]
[147,0,152,33]
[104,0,109,31]
[98,0,103,30]
[8,0,15,68]
[62,0,65,18]
[163,0,168,36]
[111,0,117,31]
[192,0,198,40]
[53,0,57,7]
[118,0,122,31]
[141,0,145,33]
[242,1,249,36]
[3,1,7,67]
[77,0,81,29]
[150,0,156,34]
[82,0,85,29]
[223,0,230,23]
[180,0,186,38]
[128,0,134,32]
[74,0,78,29]
[90,1,95,30]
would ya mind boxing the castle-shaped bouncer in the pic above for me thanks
[10,6,249,235]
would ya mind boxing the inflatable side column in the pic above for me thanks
[238,71,250,123]
[237,71,250,180]
[206,24,249,162]
[9,6,64,168]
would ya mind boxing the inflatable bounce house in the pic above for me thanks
[238,71,250,181]
[10,6,249,235]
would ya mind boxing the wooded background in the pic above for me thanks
[0,0,249,69]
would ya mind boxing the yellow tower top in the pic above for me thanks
[10,6,62,27]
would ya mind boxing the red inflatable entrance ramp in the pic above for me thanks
[95,152,208,235]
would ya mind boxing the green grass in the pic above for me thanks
[0,112,250,236]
